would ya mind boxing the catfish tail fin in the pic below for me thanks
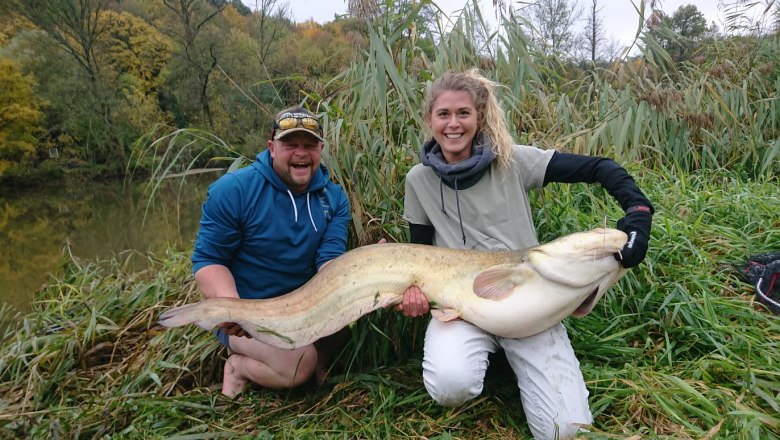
[158,302,221,331]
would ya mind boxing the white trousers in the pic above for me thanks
[422,319,592,440]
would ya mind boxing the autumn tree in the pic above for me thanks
[100,11,173,139]
[272,19,362,97]
[209,14,278,147]
[0,11,35,46]
[159,0,228,128]
[0,58,44,175]
[5,0,128,166]
[2,4,177,167]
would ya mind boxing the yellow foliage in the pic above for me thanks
[85,10,175,136]
[222,6,252,34]
[99,10,173,93]
[115,72,172,132]
[300,20,324,39]
[274,19,359,84]
[0,12,36,45]
[0,57,44,168]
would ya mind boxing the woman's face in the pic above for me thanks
[427,90,478,163]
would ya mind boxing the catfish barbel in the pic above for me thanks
[158,228,628,349]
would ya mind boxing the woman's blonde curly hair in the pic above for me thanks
[423,68,514,169]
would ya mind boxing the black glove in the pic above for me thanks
[615,206,652,268]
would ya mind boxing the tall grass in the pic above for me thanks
[313,3,778,245]
[2,1,778,438]
[1,168,778,439]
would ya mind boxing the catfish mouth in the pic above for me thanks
[571,287,599,317]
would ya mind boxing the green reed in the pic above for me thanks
[1,167,777,439]
[3,1,778,438]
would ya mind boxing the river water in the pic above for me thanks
[0,175,216,316]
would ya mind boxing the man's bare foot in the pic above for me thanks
[312,327,350,385]
[315,362,329,385]
[222,354,249,398]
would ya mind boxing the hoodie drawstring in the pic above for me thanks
[439,178,448,217]
[287,190,298,223]
[306,193,318,232]
[438,176,467,246]
[454,177,466,246]
[287,189,318,232]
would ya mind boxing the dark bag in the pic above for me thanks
[741,252,780,314]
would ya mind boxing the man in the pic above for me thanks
[191,107,351,397]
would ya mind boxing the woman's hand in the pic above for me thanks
[376,238,430,317]
[395,285,430,317]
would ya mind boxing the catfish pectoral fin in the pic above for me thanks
[431,308,461,322]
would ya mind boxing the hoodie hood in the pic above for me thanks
[421,133,496,190]
[420,134,496,246]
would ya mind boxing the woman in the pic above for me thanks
[397,69,653,439]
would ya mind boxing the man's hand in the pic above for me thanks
[394,286,430,317]
[216,322,249,338]
[615,207,652,268]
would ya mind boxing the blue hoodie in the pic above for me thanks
[192,149,351,299]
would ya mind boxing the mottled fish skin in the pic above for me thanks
[158,228,628,349]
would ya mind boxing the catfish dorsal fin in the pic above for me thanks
[473,265,527,300]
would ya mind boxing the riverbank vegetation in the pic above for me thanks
[1,168,778,438]
[1,0,779,438]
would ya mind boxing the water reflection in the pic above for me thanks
[0,175,216,315]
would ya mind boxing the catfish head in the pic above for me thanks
[525,228,628,317]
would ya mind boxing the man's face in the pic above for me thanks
[268,132,324,193]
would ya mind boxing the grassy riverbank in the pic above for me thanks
[1,167,778,439]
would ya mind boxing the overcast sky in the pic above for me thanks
[267,0,734,47]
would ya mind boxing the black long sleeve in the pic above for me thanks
[409,223,434,245]
[543,152,654,214]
